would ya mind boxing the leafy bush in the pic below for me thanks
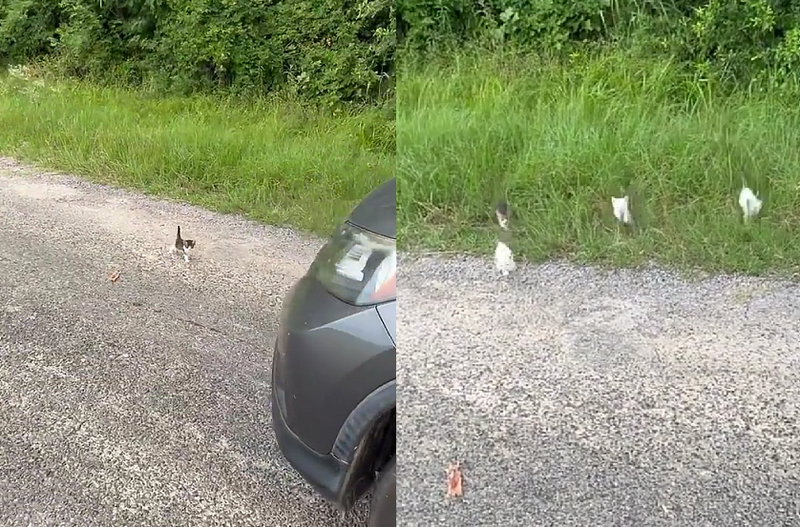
[679,0,800,88]
[0,0,62,64]
[397,0,640,49]
[397,0,800,91]
[0,0,395,105]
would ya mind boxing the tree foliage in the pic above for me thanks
[397,0,800,90]
[0,0,395,105]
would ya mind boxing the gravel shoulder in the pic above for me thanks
[397,254,800,526]
[0,158,369,526]
[6,157,800,527]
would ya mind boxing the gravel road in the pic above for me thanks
[6,158,800,527]
[397,255,800,526]
[0,159,369,526]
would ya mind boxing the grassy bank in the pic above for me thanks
[397,48,800,275]
[0,69,395,236]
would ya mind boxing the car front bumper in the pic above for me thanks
[270,274,396,507]
[271,360,351,504]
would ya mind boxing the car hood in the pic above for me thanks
[347,178,396,239]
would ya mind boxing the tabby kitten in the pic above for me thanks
[169,225,196,262]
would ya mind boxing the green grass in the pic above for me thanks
[398,48,800,275]
[0,71,395,236]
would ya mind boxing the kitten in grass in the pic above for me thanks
[169,225,196,262]
[496,201,510,230]
[494,201,516,276]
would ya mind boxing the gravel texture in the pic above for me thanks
[397,253,800,526]
[6,156,800,527]
[0,158,369,527]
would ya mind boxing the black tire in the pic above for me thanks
[368,457,396,527]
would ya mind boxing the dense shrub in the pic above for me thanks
[397,0,800,90]
[0,0,395,105]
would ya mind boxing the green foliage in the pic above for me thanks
[0,79,395,234]
[0,0,61,64]
[397,0,800,91]
[0,0,395,105]
[679,0,800,88]
[397,50,800,274]
[397,0,640,49]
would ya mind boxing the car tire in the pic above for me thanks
[368,457,396,527]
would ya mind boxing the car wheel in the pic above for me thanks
[368,457,396,527]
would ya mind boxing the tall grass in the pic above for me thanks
[398,48,800,275]
[0,72,395,236]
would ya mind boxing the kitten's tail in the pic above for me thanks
[176,225,182,239]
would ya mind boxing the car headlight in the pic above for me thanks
[312,222,396,306]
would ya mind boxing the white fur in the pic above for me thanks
[611,195,632,225]
[168,243,191,262]
[738,186,762,220]
[495,241,516,276]
[496,211,509,230]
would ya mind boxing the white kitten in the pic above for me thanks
[611,195,633,224]
[494,201,515,275]
[738,186,762,220]
[495,240,516,276]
